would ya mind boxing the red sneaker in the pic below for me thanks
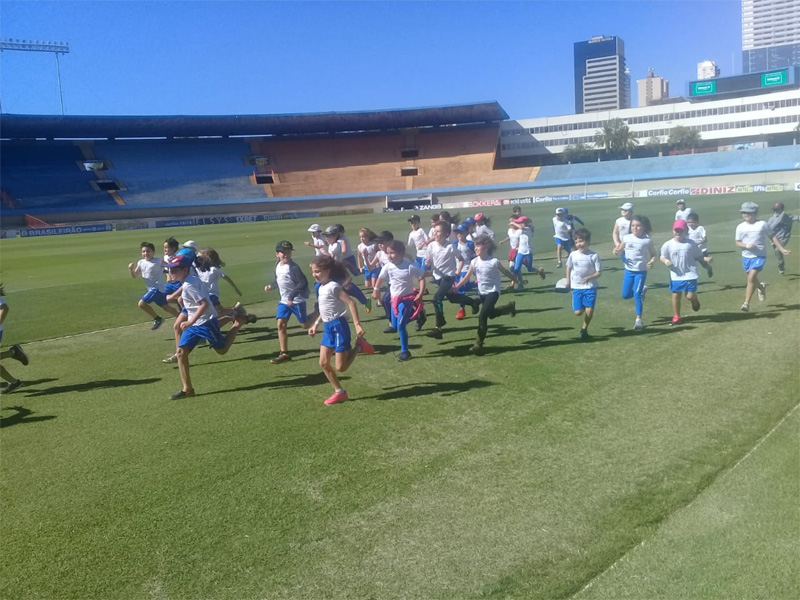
[324,390,349,405]
[355,337,374,355]
[455,307,467,320]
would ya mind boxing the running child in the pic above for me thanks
[128,242,180,330]
[195,248,257,324]
[368,230,394,319]
[675,199,693,221]
[308,255,374,405]
[552,207,574,268]
[735,202,790,312]
[453,224,479,320]
[660,219,711,325]
[455,234,517,353]
[357,228,380,291]
[0,285,30,394]
[264,240,319,364]
[166,254,247,399]
[425,221,481,338]
[565,228,602,339]
[498,211,522,269]
[509,215,545,290]
[686,212,713,277]
[372,240,427,361]
[407,214,429,269]
[612,203,634,262]
[615,216,656,330]
[323,225,371,310]
[767,202,798,275]
[473,213,495,240]
[304,224,327,256]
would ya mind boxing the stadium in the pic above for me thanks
[1,14,799,600]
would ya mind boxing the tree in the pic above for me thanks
[642,136,664,157]
[561,143,596,164]
[668,126,702,151]
[594,118,638,158]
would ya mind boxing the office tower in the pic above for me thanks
[697,60,720,79]
[742,0,800,73]
[637,68,669,106]
[574,36,631,113]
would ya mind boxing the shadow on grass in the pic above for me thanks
[514,306,564,315]
[363,378,493,401]
[209,372,345,395]
[0,406,56,428]
[22,378,162,398]
[607,325,697,338]
[0,378,58,389]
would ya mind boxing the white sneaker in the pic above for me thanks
[634,318,644,330]
[757,283,766,302]
[556,261,563,268]
[741,302,750,312]
[162,354,178,364]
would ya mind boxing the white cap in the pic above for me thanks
[182,240,198,250]
[676,198,686,204]
[307,224,322,233]
[555,207,567,215]
[619,203,633,211]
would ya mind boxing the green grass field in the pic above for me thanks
[1,193,798,599]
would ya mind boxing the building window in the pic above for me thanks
[401,166,419,176]
[91,179,122,191]
[254,173,275,184]
[246,155,271,167]
[400,148,419,159]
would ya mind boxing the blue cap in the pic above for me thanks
[463,217,476,225]
[167,254,194,268]
[455,224,469,233]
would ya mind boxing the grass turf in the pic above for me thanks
[1,192,798,599]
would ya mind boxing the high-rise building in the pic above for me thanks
[741,0,800,73]
[574,36,631,113]
[697,60,720,80]
[637,68,669,106]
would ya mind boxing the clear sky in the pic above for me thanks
[0,0,742,120]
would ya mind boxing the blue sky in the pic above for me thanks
[0,1,741,120]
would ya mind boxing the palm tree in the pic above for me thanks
[594,118,638,158]
[668,126,702,151]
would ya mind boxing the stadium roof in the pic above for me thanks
[0,101,509,140]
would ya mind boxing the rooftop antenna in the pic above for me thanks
[0,38,70,115]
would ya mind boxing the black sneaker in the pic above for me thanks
[4,379,23,394]
[10,345,29,366]
[383,326,397,334]
[246,314,258,324]
[151,316,164,330]
[579,329,590,340]
[426,328,443,339]
[270,353,292,364]
[170,389,195,399]
[415,311,427,332]
[471,301,480,315]
[508,301,516,318]
[396,351,412,362]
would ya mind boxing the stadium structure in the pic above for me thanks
[1,67,799,232]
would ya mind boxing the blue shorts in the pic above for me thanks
[742,256,766,272]
[209,294,220,307]
[276,302,309,323]
[344,255,359,272]
[321,316,351,352]
[141,288,169,307]
[364,266,380,280]
[179,317,226,351]
[572,288,597,311]
[554,237,574,252]
[670,279,698,293]
[164,281,182,295]
[415,256,427,270]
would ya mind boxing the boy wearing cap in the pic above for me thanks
[675,199,693,221]
[264,241,318,364]
[407,215,429,269]
[509,216,545,290]
[128,242,180,330]
[735,202,791,311]
[660,219,711,325]
[766,202,798,275]
[552,208,574,268]
[304,224,326,256]
[612,204,634,262]
[166,254,247,399]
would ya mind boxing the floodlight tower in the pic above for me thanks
[0,38,70,114]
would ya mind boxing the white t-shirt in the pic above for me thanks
[327,240,345,262]
[507,228,521,249]
[615,216,631,240]
[317,281,347,322]
[474,224,494,240]
[622,234,655,272]
[375,249,390,267]
[686,225,707,252]
[182,275,216,325]
[675,207,693,221]
[340,234,355,260]
[138,257,165,292]
[378,260,425,298]
[553,217,572,241]
[310,235,326,256]
[471,256,502,295]
[567,249,602,289]
[427,240,458,279]
[407,228,429,260]
[454,240,476,273]
[735,220,773,258]
[273,262,307,304]
[198,266,224,297]
[660,238,703,280]
[517,226,533,255]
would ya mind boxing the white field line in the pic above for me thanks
[572,400,800,598]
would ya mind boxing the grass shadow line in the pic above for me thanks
[0,406,56,428]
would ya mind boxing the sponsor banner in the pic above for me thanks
[531,194,570,204]
[570,192,608,201]
[606,191,633,199]
[0,230,18,239]
[463,199,504,208]
[155,218,197,228]
[690,184,785,195]
[197,214,296,225]
[19,224,113,237]
[503,197,533,205]
[412,203,442,211]
[116,221,153,231]
[647,187,691,197]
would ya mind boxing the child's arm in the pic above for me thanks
[612,223,621,247]
[0,303,8,326]
[497,263,518,286]
[371,277,385,299]
[574,215,585,225]
[580,267,601,285]
[181,299,209,330]
[454,265,475,289]
[660,255,673,267]
[414,277,426,301]
[166,285,183,303]
[356,249,365,271]
[565,265,572,288]
[770,235,791,255]
[338,287,365,338]
[498,236,510,245]
[646,240,657,268]
[222,274,243,296]
[128,261,141,278]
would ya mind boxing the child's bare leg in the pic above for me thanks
[0,349,12,360]
[672,292,681,317]
[319,346,342,391]
[161,303,180,318]
[745,270,760,304]
[582,307,594,329]
[276,318,289,352]
[173,313,187,351]
[687,291,700,310]
[573,308,585,317]
[176,346,194,393]
[300,310,320,330]
[138,300,158,319]
[214,319,244,355]
[0,364,18,383]
[556,244,563,263]
[335,345,361,373]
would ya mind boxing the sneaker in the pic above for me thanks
[396,351,412,362]
[556,261,563,268]
[707,265,713,278]
[233,301,247,316]
[355,337,374,355]
[779,269,785,275]
[246,314,258,324]
[741,302,750,312]
[579,329,590,340]
[690,297,701,312]
[162,353,178,364]
[471,301,480,315]
[757,283,766,302]
[4,380,23,394]
[537,267,546,280]
[426,328,443,339]
[10,345,29,366]
[634,318,644,330]
[364,297,372,313]
[508,301,516,318]
[324,390,349,405]
[470,343,483,354]
[169,389,194,399]
[455,307,467,320]
[671,316,682,326]
[151,316,164,331]
[415,311,426,332]
[270,353,292,364]
[383,326,397,334]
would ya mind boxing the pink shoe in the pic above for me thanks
[355,337,374,355]
[455,307,467,320]
[324,390,349,405]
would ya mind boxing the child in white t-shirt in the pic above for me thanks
[615,216,656,330]
[660,219,711,325]
[686,212,713,277]
[565,228,602,339]
[407,215,429,269]
[308,255,373,406]
[304,224,326,256]
[509,216,545,291]
[357,228,380,292]
[128,242,179,330]
[0,286,30,394]
[552,207,574,268]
